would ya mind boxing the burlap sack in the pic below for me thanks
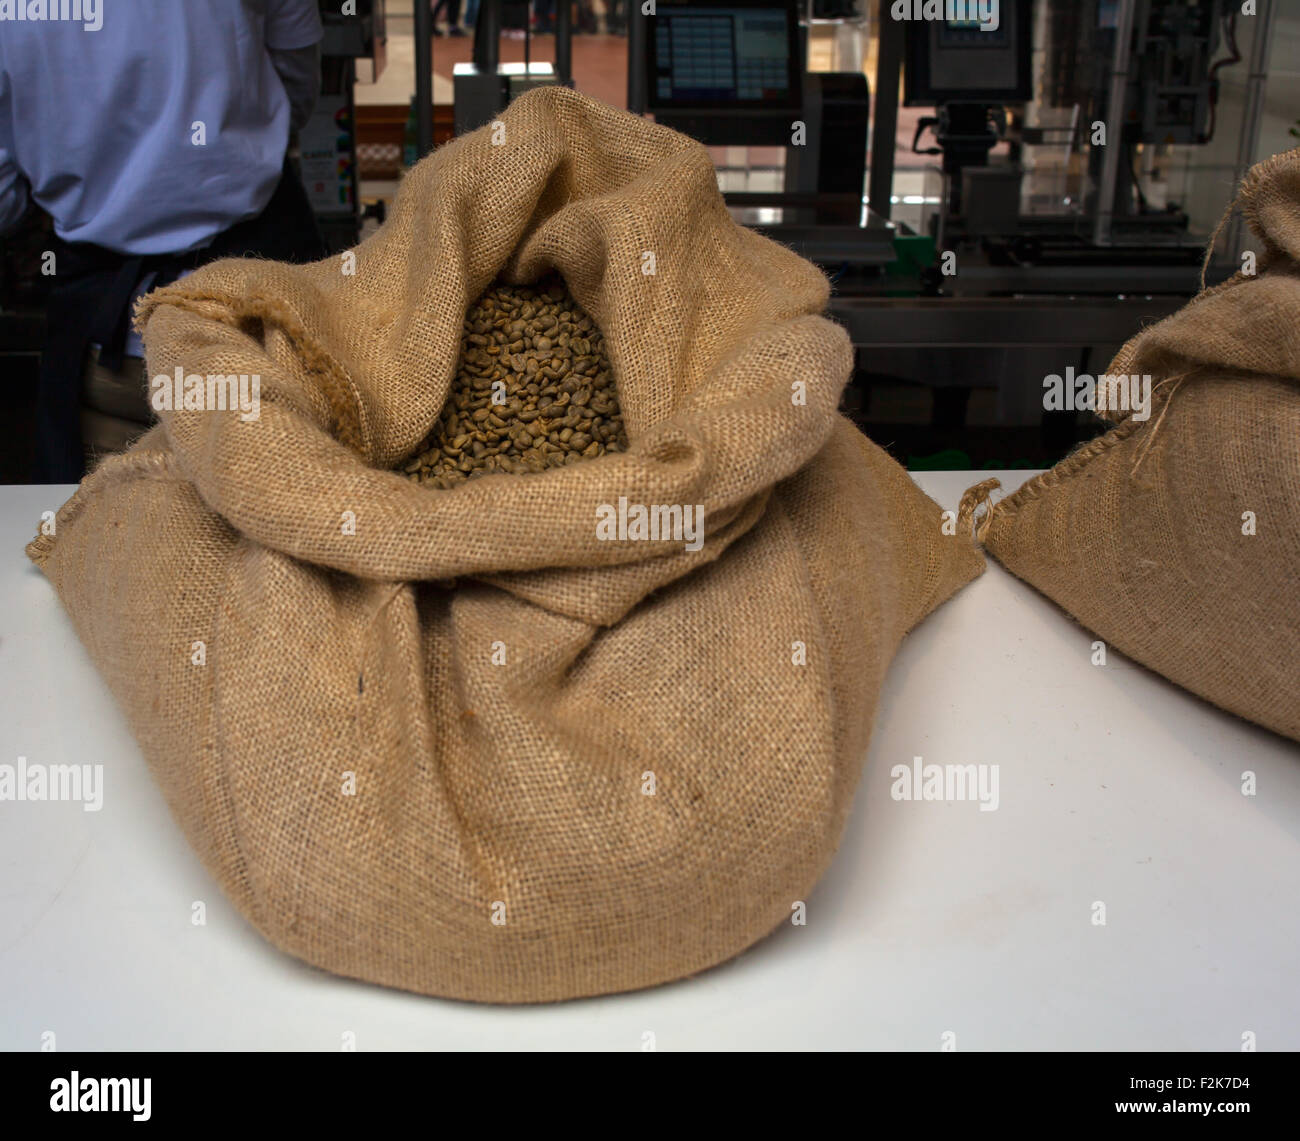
[980,148,1300,742]
[27,86,984,1002]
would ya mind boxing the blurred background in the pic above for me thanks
[2,0,1296,481]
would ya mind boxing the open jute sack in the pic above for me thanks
[980,147,1300,742]
[27,86,985,1002]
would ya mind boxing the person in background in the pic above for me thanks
[432,0,468,36]
[0,0,327,483]
[535,1,599,36]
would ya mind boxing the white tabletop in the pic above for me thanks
[2,471,1297,1051]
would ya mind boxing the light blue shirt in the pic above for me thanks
[0,0,322,255]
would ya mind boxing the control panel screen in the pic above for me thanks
[647,2,800,110]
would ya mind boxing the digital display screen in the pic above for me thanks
[939,19,1011,46]
[904,0,1032,106]
[648,4,798,109]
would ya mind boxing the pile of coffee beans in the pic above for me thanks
[403,277,627,487]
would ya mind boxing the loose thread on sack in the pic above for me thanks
[958,477,1002,544]
[1129,371,1194,478]
[1201,197,1238,293]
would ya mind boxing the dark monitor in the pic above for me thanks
[904,0,1033,106]
[645,0,802,112]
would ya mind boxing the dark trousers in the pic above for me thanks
[33,157,326,483]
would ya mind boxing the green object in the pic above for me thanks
[886,233,937,279]
[909,448,972,471]
[980,457,1039,470]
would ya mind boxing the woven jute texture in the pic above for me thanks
[27,87,984,1002]
[982,147,1300,742]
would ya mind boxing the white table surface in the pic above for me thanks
[2,471,1297,1052]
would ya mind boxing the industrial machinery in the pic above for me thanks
[842,0,1275,464]
[904,0,1034,218]
[629,0,892,264]
[304,0,387,252]
[453,0,574,136]
[897,0,1266,290]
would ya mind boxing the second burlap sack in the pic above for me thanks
[982,148,1300,741]
[27,87,985,1002]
